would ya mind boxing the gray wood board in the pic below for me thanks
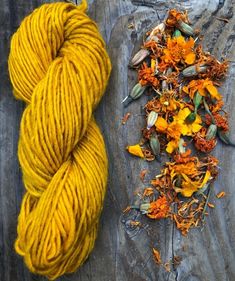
[0,0,235,280]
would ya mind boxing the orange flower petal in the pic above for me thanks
[126,144,144,158]
[185,52,196,65]
[155,117,168,132]
[206,84,222,100]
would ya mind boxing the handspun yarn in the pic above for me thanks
[8,1,111,279]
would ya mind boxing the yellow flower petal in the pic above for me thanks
[175,171,211,197]
[206,84,222,100]
[180,124,190,136]
[191,123,202,133]
[185,52,196,65]
[155,117,168,132]
[199,170,211,188]
[182,86,189,94]
[166,139,179,154]
[127,144,144,158]
[175,108,191,122]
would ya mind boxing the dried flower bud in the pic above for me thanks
[182,64,207,77]
[206,124,217,140]
[178,20,194,36]
[130,49,150,67]
[154,58,159,75]
[147,111,158,130]
[150,134,160,157]
[173,29,182,37]
[178,138,186,154]
[146,23,165,41]
[123,83,147,107]
[217,129,235,146]
[140,203,150,214]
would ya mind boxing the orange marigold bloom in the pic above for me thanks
[205,113,229,132]
[166,9,189,27]
[159,36,195,71]
[138,62,159,87]
[183,78,222,100]
[147,195,170,219]
[194,128,217,153]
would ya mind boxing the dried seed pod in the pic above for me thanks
[154,58,159,75]
[147,111,158,130]
[146,22,165,42]
[173,29,182,37]
[206,124,217,140]
[178,138,186,154]
[150,134,160,158]
[130,49,150,67]
[140,203,150,214]
[182,64,207,77]
[123,83,147,107]
[217,130,235,146]
[178,20,194,36]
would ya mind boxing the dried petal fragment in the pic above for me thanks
[216,191,226,198]
[153,248,162,265]
[126,144,144,158]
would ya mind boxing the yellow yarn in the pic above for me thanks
[8,1,111,279]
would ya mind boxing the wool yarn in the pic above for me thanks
[8,1,111,279]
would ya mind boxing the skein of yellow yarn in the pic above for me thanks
[8,0,111,279]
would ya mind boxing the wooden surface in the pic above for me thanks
[0,0,235,280]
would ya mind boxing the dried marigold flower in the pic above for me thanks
[140,195,170,219]
[138,62,159,87]
[166,9,189,27]
[194,128,217,153]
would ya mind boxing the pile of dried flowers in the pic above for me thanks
[123,9,233,263]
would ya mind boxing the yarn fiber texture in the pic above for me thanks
[8,1,111,279]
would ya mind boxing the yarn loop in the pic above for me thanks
[8,1,111,279]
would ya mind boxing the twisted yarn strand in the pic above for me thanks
[8,1,111,279]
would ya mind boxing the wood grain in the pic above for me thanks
[0,0,235,280]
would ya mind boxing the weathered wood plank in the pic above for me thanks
[0,0,235,280]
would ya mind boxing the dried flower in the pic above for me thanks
[140,195,170,219]
[138,62,159,87]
